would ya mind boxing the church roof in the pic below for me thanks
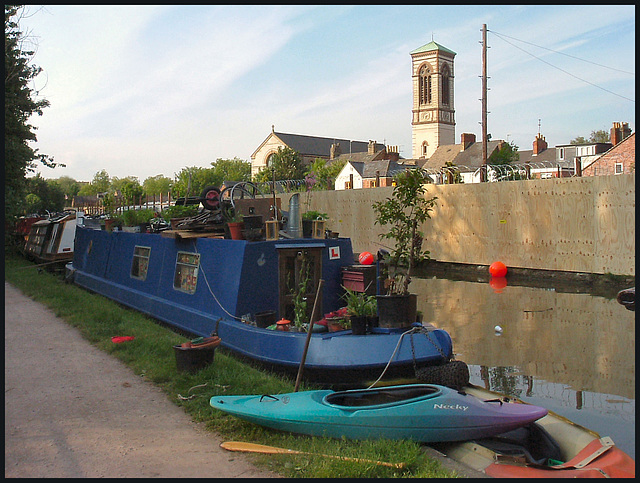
[271,132,384,158]
[410,41,456,56]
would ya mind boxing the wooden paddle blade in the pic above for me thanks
[220,441,405,469]
[220,441,300,455]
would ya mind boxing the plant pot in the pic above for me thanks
[242,215,263,230]
[350,315,367,335]
[227,221,245,240]
[173,344,216,374]
[326,318,345,332]
[255,310,276,329]
[105,218,117,232]
[302,219,313,238]
[122,225,141,233]
[376,293,417,329]
[366,315,379,332]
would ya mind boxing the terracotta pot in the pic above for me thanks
[227,221,245,240]
[327,318,345,332]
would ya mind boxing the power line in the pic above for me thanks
[488,29,635,103]
[490,29,635,75]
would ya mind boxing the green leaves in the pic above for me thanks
[372,169,437,295]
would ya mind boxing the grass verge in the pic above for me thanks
[4,249,461,478]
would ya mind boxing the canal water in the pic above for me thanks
[410,272,635,459]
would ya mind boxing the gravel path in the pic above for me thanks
[4,282,280,478]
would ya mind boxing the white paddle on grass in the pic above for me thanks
[220,441,406,469]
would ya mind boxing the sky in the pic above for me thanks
[17,5,635,183]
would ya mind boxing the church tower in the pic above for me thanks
[411,41,456,159]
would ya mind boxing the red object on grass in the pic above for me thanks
[111,336,135,343]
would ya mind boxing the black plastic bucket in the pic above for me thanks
[350,315,368,335]
[173,345,215,374]
[255,310,277,329]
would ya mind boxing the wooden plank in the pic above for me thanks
[161,230,225,240]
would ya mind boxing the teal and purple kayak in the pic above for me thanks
[210,384,548,443]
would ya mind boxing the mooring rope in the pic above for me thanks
[190,240,243,321]
[366,327,423,389]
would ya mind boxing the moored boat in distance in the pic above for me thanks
[67,221,458,385]
[23,210,82,265]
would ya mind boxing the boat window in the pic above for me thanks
[174,251,200,294]
[131,246,151,281]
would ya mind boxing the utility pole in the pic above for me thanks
[481,24,488,182]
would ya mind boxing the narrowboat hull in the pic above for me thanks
[210,384,549,443]
[69,226,454,384]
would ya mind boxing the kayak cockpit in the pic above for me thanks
[323,384,442,408]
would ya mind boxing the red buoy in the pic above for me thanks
[358,251,374,265]
[489,261,507,278]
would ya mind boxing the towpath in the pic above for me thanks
[4,282,280,478]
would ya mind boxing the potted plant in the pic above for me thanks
[225,211,244,240]
[119,208,155,233]
[372,168,437,328]
[301,210,328,238]
[341,286,376,335]
[163,204,198,229]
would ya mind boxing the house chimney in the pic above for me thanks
[460,133,476,150]
[532,133,547,155]
[610,122,631,145]
[368,140,376,154]
[330,143,341,160]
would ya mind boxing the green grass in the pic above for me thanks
[4,249,461,478]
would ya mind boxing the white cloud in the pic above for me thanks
[21,5,634,181]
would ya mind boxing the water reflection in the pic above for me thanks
[411,275,635,459]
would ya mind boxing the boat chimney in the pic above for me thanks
[286,193,301,238]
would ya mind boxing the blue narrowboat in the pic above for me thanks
[68,225,455,385]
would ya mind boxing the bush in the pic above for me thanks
[117,208,156,226]
[162,205,198,221]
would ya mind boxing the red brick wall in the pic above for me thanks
[582,134,635,176]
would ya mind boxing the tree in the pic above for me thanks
[5,6,62,222]
[210,157,252,184]
[253,147,305,182]
[112,176,143,206]
[489,140,519,165]
[24,174,66,213]
[305,158,345,190]
[172,159,252,198]
[56,176,80,200]
[570,129,610,145]
[172,166,213,198]
[142,175,172,196]
[78,170,111,196]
